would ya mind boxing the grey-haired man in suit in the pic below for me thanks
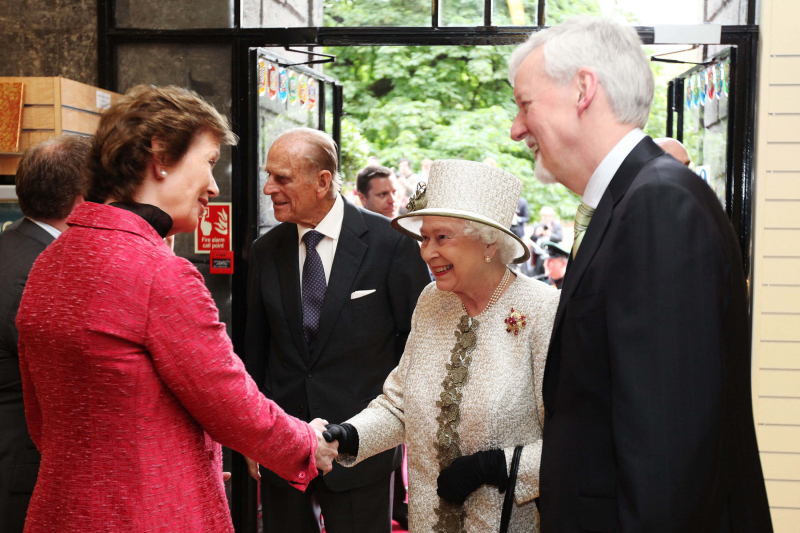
[244,128,430,533]
[509,17,771,533]
[0,135,90,533]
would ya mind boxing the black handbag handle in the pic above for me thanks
[499,445,524,533]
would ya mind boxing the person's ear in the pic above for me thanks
[316,170,333,199]
[357,191,367,205]
[485,242,499,261]
[575,67,599,117]
[151,137,168,180]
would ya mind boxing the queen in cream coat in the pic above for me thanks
[327,160,560,533]
[341,274,557,532]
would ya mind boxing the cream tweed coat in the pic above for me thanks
[340,272,560,532]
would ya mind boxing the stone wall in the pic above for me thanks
[116,0,234,28]
[0,0,97,86]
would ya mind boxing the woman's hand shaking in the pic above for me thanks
[243,418,339,480]
[311,419,339,474]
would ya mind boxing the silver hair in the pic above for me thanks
[508,17,654,129]
[273,127,342,198]
[461,220,518,265]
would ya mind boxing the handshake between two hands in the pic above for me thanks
[245,419,356,481]
[242,420,505,507]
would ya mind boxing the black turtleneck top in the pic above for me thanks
[109,202,173,239]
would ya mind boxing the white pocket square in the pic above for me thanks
[350,289,376,300]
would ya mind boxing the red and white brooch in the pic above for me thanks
[505,308,527,335]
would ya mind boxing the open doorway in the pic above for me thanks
[100,0,760,530]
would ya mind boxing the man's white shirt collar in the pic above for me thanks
[27,217,62,239]
[297,194,344,289]
[581,128,646,209]
[297,194,344,245]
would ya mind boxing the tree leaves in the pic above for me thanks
[323,0,657,221]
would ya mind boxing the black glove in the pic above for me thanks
[436,449,509,505]
[322,423,359,456]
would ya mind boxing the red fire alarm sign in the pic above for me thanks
[195,203,231,254]
[210,250,234,274]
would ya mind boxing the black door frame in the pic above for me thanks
[96,2,759,530]
[665,47,739,229]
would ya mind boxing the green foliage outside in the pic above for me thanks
[323,0,677,222]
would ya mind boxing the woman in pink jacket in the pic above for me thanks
[15,85,339,532]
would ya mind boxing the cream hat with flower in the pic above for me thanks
[391,159,531,264]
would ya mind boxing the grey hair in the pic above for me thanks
[508,17,654,129]
[274,127,341,198]
[461,220,518,265]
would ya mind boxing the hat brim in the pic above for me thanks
[391,208,531,264]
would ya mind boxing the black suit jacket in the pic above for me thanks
[245,198,430,492]
[0,219,52,532]
[539,138,772,533]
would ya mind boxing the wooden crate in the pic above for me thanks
[0,77,121,176]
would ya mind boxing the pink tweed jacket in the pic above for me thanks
[16,202,317,533]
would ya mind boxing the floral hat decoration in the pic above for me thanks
[391,159,531,264]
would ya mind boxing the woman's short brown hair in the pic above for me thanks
[86,85,237,203]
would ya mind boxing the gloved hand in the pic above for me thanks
[436,449,509,505]
[322,423,359,456]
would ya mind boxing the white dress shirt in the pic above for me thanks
[297,194,344,292]
[581,128,647,209]
[28,217,62,239]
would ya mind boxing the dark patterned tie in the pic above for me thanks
[302,230,327,353]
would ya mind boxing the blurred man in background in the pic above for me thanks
[397,158,420,198]
[419,158,432,181]
[532,206,562,244]
[530,206,563,275]
[655,137,691,166]
[535,241,569,289]
[0,135,90,533]
[356,165,400,219]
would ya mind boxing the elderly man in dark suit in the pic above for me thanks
[0,135,90,533]
[244,128,429,533]
[509,17,772,533]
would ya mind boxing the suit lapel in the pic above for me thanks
[542,193,614,413]
[17,218,56,247]
[275,224,311,362]
[309,201,368,367]
[542,137,665,413]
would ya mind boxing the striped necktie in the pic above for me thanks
[572,202,595,258]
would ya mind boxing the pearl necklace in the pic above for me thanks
[463,268,511,320]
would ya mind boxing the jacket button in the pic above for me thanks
[299,472,305,479]
[306,373,312,378]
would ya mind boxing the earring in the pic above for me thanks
[485,256,491,263]
[159,169,168,177]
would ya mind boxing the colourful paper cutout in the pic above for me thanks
[278,69,288,103]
